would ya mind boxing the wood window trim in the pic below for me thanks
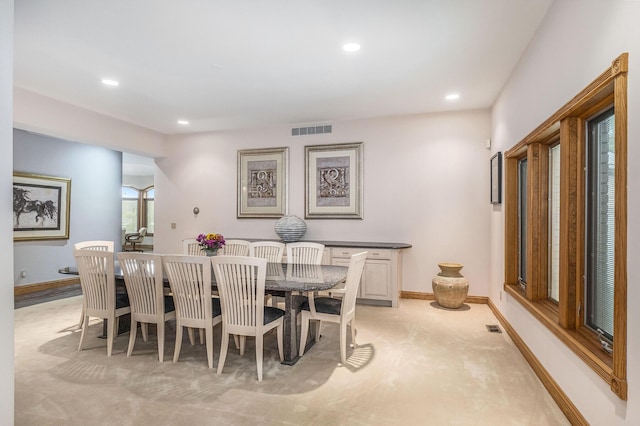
[123,185,155,236]
[503,53,628,400]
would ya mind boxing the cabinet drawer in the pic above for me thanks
[331,247,391,260]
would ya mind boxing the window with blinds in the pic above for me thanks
[122,186,155,235]
[586,108,615,339]
[518,158,528,289]
[548,144,560,303]
[502,54,628,399]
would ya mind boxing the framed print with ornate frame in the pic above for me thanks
[237,147,288,218]
[305,142,363,219]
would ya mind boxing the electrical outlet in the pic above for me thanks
[171,223,176,229]
[499,290,503,301]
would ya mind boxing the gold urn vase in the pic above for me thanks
[432,262,469,309]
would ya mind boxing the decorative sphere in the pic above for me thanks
[274,215,307,242]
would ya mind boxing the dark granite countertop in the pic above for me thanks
[229,238,411,250]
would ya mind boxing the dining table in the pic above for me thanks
[59,261,349,365]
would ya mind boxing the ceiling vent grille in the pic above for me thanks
[291,125,332,136]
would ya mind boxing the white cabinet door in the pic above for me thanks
[330,246,399,306]
[361,259,392,300]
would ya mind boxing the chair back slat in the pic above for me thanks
[212,256,266,332]
[286,242,324,265]
[220,239,250,256]
[249,241,285,262]
[182,238,205,256]
[117,253,163,317]
[163,255,212,323]
[73,249,115,314]
[74,240,114,252]
[342,252,368,318]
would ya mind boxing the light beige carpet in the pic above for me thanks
[15,297,569,425]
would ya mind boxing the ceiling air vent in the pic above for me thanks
[291,125,332,136]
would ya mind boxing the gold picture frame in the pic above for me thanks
[237,147,289,218]
[13,172,71,241]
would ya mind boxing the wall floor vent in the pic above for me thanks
[486,324,502,333]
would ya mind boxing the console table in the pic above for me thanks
[235,239,412,307]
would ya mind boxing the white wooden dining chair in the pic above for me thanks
[73,241,115,329]
[248,241,285,307]
[162,255,221,368]
[286,242,325,265]
[248,241,285,262]
[74,240,115,251]
[73,249,131,356]
[182,238,205,256]
[212,256,284,381]
[117,252,176,362]
[299,251,367,364]
[219,239,250,256]
[286,241,326,307]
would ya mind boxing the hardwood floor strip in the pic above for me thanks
[400,291,487,304]
[14,277,80,296]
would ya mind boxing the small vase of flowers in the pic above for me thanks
[196,233,226,256]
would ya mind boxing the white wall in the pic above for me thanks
[155,110,492,296]
[490,1,640,424]
[13,87,167,158]
[13,129,123,286]
[1,0,14,423]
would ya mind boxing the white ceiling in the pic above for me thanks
[14,1,553,136]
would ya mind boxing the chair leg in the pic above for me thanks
[277,324,284,362]
[77,315,89,351]
[314,320,322,342]
[187,327,195,345]
[256,334,264,382]
[157,321,165,362]
[77,299,86,330]
[233,334,240,349]
[350,318,357,347]
[240,336,246,356]
[199,328,205,345]
[107,315,115,357]
[217,328,230,375]
[141,323,149,342]
[127,319,138,357]
[299,312,309,356]
[206,326,214,369]
[174,326,183,363]
[339,321,348,364]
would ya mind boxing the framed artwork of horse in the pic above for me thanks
[13,172,71,241]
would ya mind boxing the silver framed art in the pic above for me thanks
[305,142,363,219]
[237,147,288,218]
[13,172,71,241]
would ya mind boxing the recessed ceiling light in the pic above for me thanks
[101,79,119,86]
[445,93,460,100]
[342,43,361,53]
[177,120,189,125]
